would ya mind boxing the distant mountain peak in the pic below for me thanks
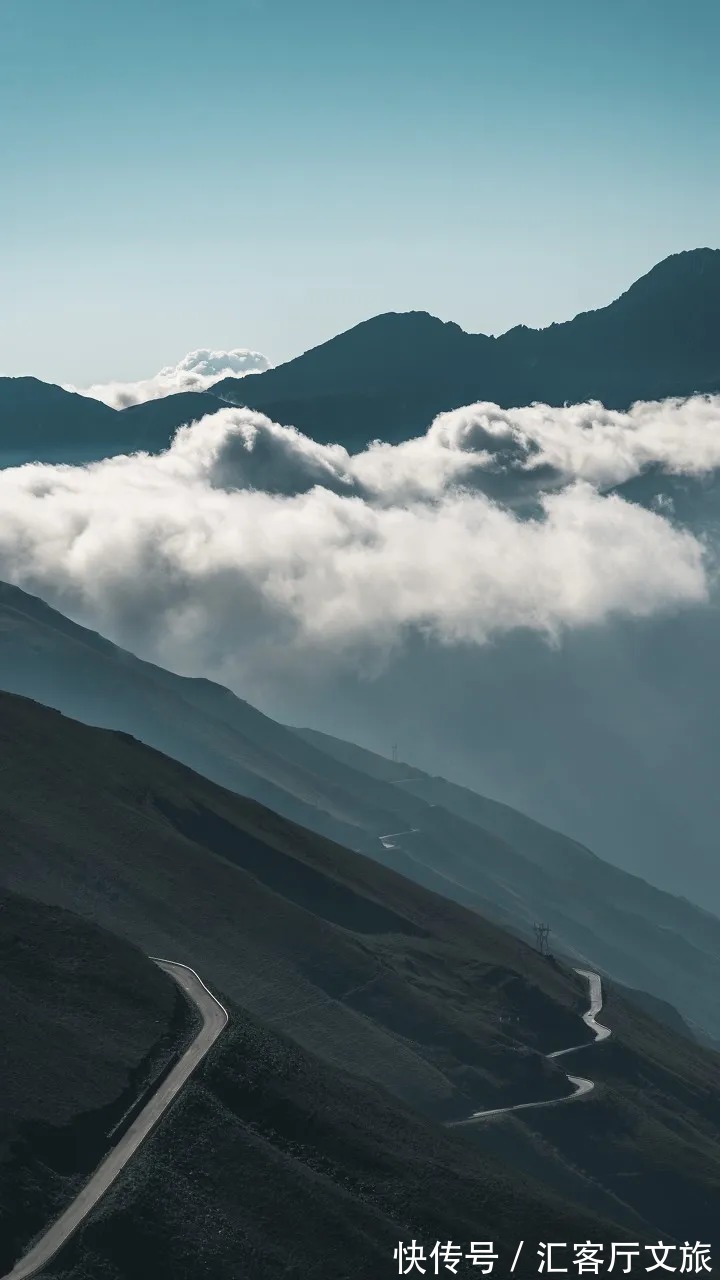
[650,245,720,272]
[619,246,720,301]
[285,307,474,358]
[351,309,467,333]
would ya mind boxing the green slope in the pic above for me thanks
[43,1008,626,1280]
[0,890,192,1272]
[1,691,719,1249]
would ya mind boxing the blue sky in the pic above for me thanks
[1,0,718,384]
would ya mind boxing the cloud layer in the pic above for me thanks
[428,394,720,488]
[164,391,720,500]
[71,347,271,408]
[0,399,713,687]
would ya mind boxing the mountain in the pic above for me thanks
[2,249,719,464]
[1,689,719,1268]
[297,590,720,912]
[0,888,187,1273]
[2,578,720,1049]
[211,247,720,447]
[1,890,617,1280]
[0,890,644,1280]
[293,724,720,1044]
[0,378,228,468]
[0,687,589,1124]
[39,1001,624,1280]
[116,389,227,441]
[0,377,121,466]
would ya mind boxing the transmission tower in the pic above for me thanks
[534,922,551,956]
[391,742,399,762]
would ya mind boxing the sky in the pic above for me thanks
[2,0,719,385]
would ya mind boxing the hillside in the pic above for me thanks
[41,1007,626,1280]
[2,249,720,463]
[2,579,720,1048]
[114,389,228,442]
[471,984,720,1249]
[295,725,720,1043]
[0,689,594,1124]
[1,692,719,1260]
[0,889,191,1273]
[2,893,611,1279]
[0,377,121,466]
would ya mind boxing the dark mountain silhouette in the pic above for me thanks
[211,247,720,447]
[118,389,227,440]
[0,378,227,466]
[3,578,720,1047]
[2,248,719,462]
[0,377,121,465]
[0,377,117,439]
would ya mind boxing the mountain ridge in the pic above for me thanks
[2,248,719,461]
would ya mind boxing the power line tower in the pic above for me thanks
[534,922,551,956]
[391,742,399,763]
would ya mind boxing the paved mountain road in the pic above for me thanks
[449,967,610,1128]
[547,968,611,1060]
[4,954,609,1268]
[378,827,420,849]
[3,959,228,1280]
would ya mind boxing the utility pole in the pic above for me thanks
[534,922,551,956]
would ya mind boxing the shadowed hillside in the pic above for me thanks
[42,1007,626,1280]
[3,579,720,1048]
[0,690,595,1126]
[0,890,192,1272]
[0,690,719,1257]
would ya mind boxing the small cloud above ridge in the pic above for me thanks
[69,347,272,408]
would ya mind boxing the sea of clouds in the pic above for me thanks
[1,394,718,687]
[68,347,271,408]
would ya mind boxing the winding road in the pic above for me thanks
[3,959,228,1280]
[449,967,611,1128]
[3,957,608,1271]
[378,827,420,850]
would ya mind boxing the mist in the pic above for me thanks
[1,395,719,907]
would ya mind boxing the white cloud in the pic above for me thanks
[0,405,709,687]
[430,395,720,488]
[70,347,271,408]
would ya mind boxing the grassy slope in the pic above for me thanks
[3,580,720,1049]
[295,726,720,1042]
[0,889,192,1272]
[465,982,720,1246]
[0,580,404,850]
[0,690,587,1123]
[44,1009,626,1280]
[1,691,719,1247]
